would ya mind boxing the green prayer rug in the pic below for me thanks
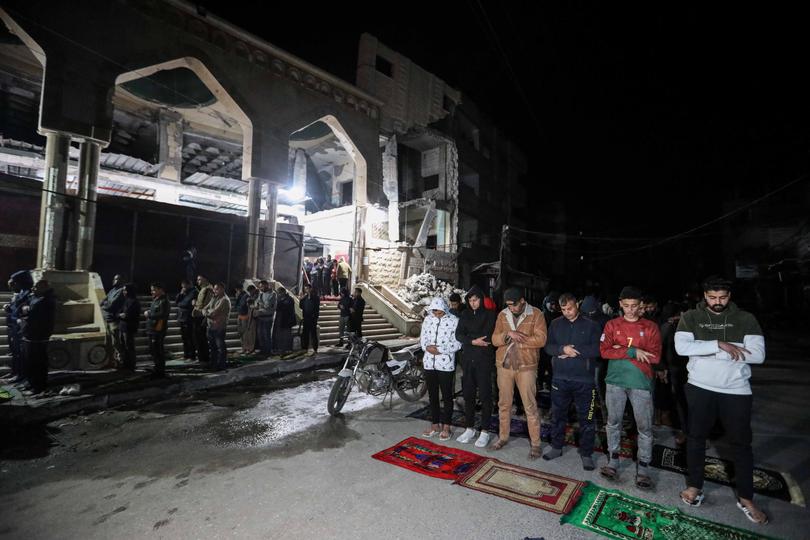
[561,483,777,540]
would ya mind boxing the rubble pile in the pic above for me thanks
[397,273,465,310]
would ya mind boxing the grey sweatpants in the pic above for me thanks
[605,383,653,464]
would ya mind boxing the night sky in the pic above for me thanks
[199,2,810,239]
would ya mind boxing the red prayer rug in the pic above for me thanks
[371,437,486,480]
[456,458,586,514]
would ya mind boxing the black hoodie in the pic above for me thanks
[454,286,496,364]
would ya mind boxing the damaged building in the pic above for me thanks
[0,22,530,299]
[356,34,530,294]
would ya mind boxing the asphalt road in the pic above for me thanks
[1,338,808,540]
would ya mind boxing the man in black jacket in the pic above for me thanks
[175,279,198,361]
[21,280,56,395]
[541,292,602,470]
[349,287,365,337]
[273,287,296,354]
[454,286,497,448]
[100,274,126,366]
[337,288,352,346]
[118,283,141,371]
[300,285,320,354]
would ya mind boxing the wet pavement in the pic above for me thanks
[1,333,809,539]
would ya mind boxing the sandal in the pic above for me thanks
[422,424,440,438]
[599,466,617,480]
[492,439,508,450]
[680,489,705,507]
[529,445,541,460]
[439,429,451,441]
[635,473,654,490]
[736,499,769,524]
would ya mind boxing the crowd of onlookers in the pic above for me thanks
[2,260,366,392]
[418,276,770,525]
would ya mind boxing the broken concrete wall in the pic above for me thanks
[368,248,404,288]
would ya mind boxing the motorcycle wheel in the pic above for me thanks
[327,375,353,416]
[395,364,427,402]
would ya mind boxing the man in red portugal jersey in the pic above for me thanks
[599,286,662,490]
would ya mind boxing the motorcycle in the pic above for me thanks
[327,333,427,416]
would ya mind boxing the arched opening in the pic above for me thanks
[90,57,256,289]
[284,116,368,288]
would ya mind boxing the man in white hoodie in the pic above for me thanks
[419,297,462,441]
[674,276,768,525]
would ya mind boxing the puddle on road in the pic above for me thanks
[205,377,381,449]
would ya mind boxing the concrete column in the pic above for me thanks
[382,136,400,242]
[293,149,307,194]
[157,109,184,181]
[37,132,71,270]
[75,140,101,270]
[246,177,263,278]
[264,183,278,280]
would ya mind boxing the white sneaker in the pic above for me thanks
[456,428,476,444]
[474,431,491,448]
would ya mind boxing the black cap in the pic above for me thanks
[504,287,523,303]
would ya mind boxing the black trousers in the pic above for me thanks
[179,320,196,360]
[349,316,363,337]
[685,383,754,499]
[301,319,319,351]
[22,339,49,392]
[669,365,689,432]
[121,329,137,370]
[550,378,597,456]
[8,321,22,376]
[192,316,209,364]
[149,332,166,375]
[425,369,454,425]
[462,357,493,431]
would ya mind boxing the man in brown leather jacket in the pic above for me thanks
[491,287,548,459]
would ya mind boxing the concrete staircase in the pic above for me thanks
[0,291,11,367]
[316,299,402,347]
[0,292,406,369]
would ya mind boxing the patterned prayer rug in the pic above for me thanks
[652,445,805,507]
[561,483,777,540]
[455,458,586,514]
[371,437,486,480]
[406,406,635,458]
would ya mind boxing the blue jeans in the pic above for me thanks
[550,378,597,456]
[207,327,227,369]
[605,383,653,464]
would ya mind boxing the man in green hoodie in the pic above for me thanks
[675,276,768,524]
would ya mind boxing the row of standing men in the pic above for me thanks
[99,275,367,377]
[418,277,769,525]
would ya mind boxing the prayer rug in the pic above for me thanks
[371,437,485,480]
[455,458,585,514]
[561,483,777,540]
[407,406,635,458]
[652,444,805,507]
